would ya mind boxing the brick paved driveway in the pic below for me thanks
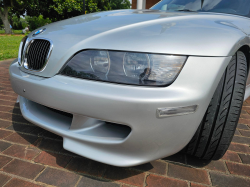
[0,59,250,187]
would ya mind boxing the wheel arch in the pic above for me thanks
[238,45,250,75]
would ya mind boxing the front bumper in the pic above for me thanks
[10,56,231,166]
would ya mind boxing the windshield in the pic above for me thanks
[151,0,250,17]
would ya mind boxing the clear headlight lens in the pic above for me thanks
[18,36,28,66]
[123,53,150,79]
[61,50,187,86]
[91,50,110,74]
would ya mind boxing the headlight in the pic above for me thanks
[18,36,28,66]
[90,51,110,74]
[60,50,187,86]
[123,53,150,79]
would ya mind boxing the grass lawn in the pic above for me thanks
[0,29,24,34]
[0,35,24,61]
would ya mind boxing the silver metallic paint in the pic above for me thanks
[20,10,250,78]
[10,56,232,166]
[9,9,250,166]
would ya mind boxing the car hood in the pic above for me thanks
[25,9,249,77]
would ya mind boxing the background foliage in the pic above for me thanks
[26,15,52,31]
[26,0,131,21]
[1,0,131,32]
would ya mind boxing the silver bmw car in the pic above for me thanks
[9,0,250,167]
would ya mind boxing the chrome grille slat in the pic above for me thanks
[44,42,51,62]
[30,40,37,69]
[40,41,48,68]
[35,40,43,70]
[35,40,44,69]
[25,39,51,71]
[27,41,36,69]
[31,40,39,69]
[32,40,39,69]
[41,42,49,66]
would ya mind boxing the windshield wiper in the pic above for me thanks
[177,9,196,12]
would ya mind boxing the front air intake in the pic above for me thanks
[24,39,52,71]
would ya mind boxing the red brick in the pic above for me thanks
[168,164,210,185]
[0,100,16,106]
[241,110,248,115]
[66,157,107,177]
[0,105,13,113]
[5,178,42,187]
[0,140,11,152]
[0,90,17,97]
[228,142,250,153]
[190,183,208,187]
[222,151,241,162]
[0,87,14,92]
[77,176,119,187]
[204,160,226,172]
[240,114,250,119]
[237,123,250,130]
[0,81,11,85]
[247,110,250,115]
[0,119,12,128]
[2,159,44,179]
[146,174,188,187]
[244,102,250,106]
[36,167,79,187]
[226,162,250,177]
[10,114,30,124]
[30,137,42,147]
[30,127,62,140]
[34,151,71,168]
[0,112,13,120]
[0,129,12,139]
[38,138,63,152]
[0,155,12,168]
[0,95,16,101]
[3,144,40,160]
[0,173,11,186]
[4,133,38,145]
[239,118,250,125]
[103,166,146,187]
[164,152,186,163]
[7,123,38,134]
[210,171,250,187]
[239,154,250,164]
[8,107,22,116]
[133,160,167,175]
[0,76,11,80]
[239,130,250,137]
[232,135,250,145]
[234,129,241,136]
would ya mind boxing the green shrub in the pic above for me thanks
[26,15,52,31]
[11,15,27,30]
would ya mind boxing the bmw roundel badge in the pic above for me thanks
[33,28,46,36]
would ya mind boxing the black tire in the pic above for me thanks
[185,51,247,160]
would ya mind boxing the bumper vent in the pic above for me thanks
[24,39,52,71]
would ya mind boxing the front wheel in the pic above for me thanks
[185,51,247,160]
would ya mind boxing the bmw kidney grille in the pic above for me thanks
[25,39,52,71]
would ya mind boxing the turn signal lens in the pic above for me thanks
[157,105,198,118]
